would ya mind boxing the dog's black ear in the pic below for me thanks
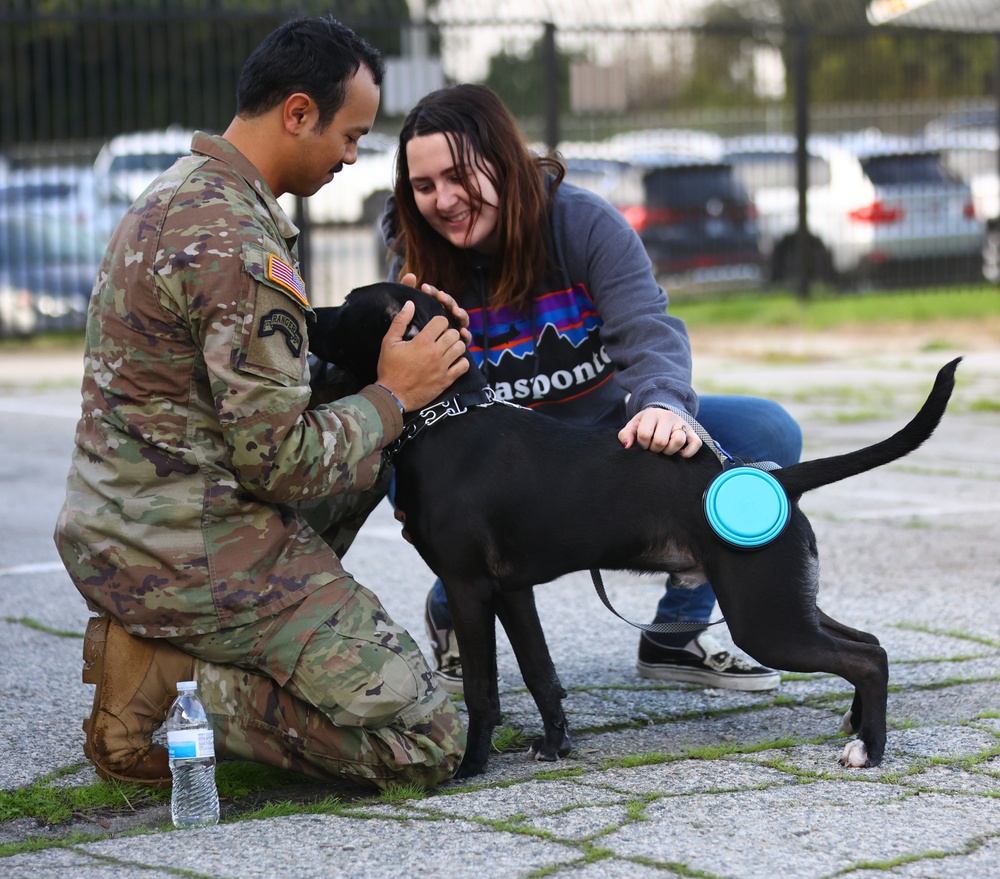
[307,306,343,364]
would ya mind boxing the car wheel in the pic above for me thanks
[772,236,833,286]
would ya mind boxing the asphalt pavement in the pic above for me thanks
[1,328,998,879]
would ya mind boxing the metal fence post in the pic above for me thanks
[542,22,560,152]
[793,24,811,300]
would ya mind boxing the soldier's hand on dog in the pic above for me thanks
[376,299,469,412]
[400,273,473,345]
[619,408,703,457]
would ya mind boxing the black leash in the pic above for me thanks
[589,569,727,633]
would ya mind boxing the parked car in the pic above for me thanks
[93,127,195,207]
[0,212,104,332]
[560,134,763,292]
[723,133,984,288]
[0,273,37,338]
[924,128,1000,283]
[0,165,121,246]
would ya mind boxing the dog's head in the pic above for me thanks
[310,281,459,387]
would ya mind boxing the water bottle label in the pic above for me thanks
[167,729,216,760]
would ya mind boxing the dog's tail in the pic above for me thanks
[773,357,960,499]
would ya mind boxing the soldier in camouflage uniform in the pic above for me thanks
[53,16,468,791]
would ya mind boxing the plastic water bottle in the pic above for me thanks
[166,680,219,829]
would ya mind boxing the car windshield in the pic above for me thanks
[861,154,955,186]
[109,152,185,173]
[643,165,746,208]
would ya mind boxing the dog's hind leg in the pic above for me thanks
[494,589,572,763]
[733,621,888,768]
[816,609,886,766]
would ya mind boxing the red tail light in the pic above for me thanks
[620,205,649,232]
[619,206,683,232]
[849,201,904,224]
[963,201,977,220]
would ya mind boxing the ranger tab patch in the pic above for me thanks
[258,309,303,357]
[267,254,308,307]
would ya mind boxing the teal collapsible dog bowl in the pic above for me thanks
[703,467,789,549]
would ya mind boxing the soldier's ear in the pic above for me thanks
[282,93,316,135]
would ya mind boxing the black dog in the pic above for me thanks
[313,281,958,778]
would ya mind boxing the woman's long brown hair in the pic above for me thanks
[390,83,564,312]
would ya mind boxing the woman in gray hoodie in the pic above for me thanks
[382,83,801,696]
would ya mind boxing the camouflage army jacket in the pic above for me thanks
[54,132,403,640]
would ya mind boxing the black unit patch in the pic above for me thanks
[258,309,303,358]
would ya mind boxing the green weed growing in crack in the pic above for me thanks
[3,616,83,639]
[600,751,677,770]
[532,767,586,780]
[575,698,780,739]
[0,827,154,860]
[928,742,1000,772]
[236,795,344,822]
[895,623,1000,650]
[624,798,648,821]
[377,781,429,803]
[683,738,802,760]
[492,724,528,753]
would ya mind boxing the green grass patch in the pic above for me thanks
[0,329,85,353]
[671,287,1000,331]
[970,398,1000,413]
[235,794,344,822]
[377,781,430,803]
[492,724,529,753]
[214,761,314,800]
[0,768,167,824]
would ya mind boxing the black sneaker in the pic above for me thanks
[424,591,464,696]
[637,630,780,691]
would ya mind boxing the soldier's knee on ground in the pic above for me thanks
[196,657,466,791]
[368,691,467,790]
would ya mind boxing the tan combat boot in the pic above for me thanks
[81,616,194,787]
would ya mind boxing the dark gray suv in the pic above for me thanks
[562,148,762,293]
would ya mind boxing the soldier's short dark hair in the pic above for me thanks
[236,16,385,132]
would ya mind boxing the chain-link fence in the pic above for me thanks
[1,1,997,334]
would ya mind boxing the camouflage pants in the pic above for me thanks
[168,476,466,790]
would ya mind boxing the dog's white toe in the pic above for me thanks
[839,739,868,767]
[839,709,856,735]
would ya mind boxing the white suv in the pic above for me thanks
[93,127,195,205]
[924,128,999,283]
[723,132,984,287]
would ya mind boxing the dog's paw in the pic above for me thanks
[838,739,869,768]
[527,737,563,762]
[839,708,858,735]
[455,759,486,778]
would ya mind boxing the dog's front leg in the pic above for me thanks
[445,581,503,777]
[495,589,571,762]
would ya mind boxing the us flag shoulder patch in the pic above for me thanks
[267,254,308,307]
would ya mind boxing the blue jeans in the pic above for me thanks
[426,395,802,631]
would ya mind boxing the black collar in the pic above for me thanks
[382,386,513,464]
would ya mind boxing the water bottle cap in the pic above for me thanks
[176,680,198,692]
